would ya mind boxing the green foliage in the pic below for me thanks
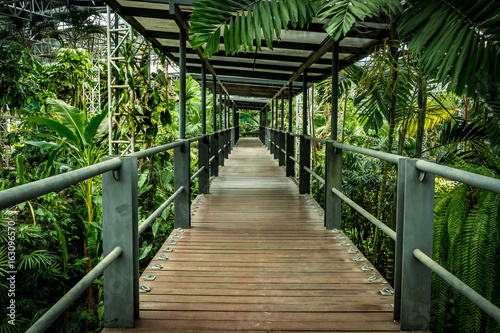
[0,42,43,113]
[432,159,500,333]
[190,0,400,57]
[398,0,500,97]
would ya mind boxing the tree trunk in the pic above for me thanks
[415,72,427,158]
[373,12,399,264]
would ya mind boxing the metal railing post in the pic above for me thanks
[224,129,230,158]
[393,157,406,321]
[210,133,219,177]
[400,158,434,331]
[266,128,270,150]
[325,142,342,229]
[218,131,225,166]
[174,140,191,229]
[102,156,138,328]
[198,135,209,194]
[299,135,310,194]
[270,129,274,155]
[278,131,286,166]
[274,130,280,160]
[236,126,240,143]
[286,133,295,177]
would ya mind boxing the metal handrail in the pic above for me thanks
[303,166,325,186]
[138,187,185,235]
[0,158,122,210]
[129,141,184,160]
[188,135,205,143]
[332,188,396,241]
[304,135,327,144]
[332,141,403,164]
[413,249,500,323]
[190,166,205,182]
[289,156,298,163]
[416,160,500,194]
[26,246,123,333]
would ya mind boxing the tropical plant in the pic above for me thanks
[432,157,500,333]
[189,0,401,57]
[25,98,108,310]
[398,0,500,98]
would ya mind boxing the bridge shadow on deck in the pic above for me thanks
[103,137,421,333]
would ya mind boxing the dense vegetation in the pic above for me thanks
[1,1,499,332]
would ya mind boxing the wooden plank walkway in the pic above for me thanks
[103,137,423,333]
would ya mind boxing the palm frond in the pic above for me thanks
[439,120,488,146]
[398,0,500,97]
[190,0,314,57]
[313,0,401,41]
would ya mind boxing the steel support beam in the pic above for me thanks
[400,159,434,330]
[210,133,219,177]
[299,136,311,194]
[103,156,138,327]
[179,27,187,139]
[331,42,339,140]
[201,62,207,135]
[198,136,209,194]
[325,142,342,229]
[174,140,190,229]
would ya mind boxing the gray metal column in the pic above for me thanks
[201,62,207,135]
[270,99,275,155]
[393,157,406,320]
[279,132,286,166]
[211,76,218,177]
[198,135,209,194]
[179,27,186,139]
[219,85,223,131]
[331,42,339,141]
[324,142,342,229]
[286,83,294,177]
[224,128,229,159]
[218,85,224,166]
[210,132,219,177]
[400,158,434,331]
[299,136,310,194]
[103,156,138,328]
[232,102,237,148]
[302,70,308,135]
[213,76,217,133]
[299,71,310,194]
[288,83,293,132]
[286,133,295,177]
[174,140,190,229]
[278,93,285,166]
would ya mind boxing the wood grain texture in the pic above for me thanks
[102,138,424,333]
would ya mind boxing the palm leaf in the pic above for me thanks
[190,0,314,57]
[398,0,500,97]
[313,0,401,41]
[439,120,488,146]
[24,117,79,145]
[46,98,86,146]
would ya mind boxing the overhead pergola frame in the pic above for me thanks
[103,0,390,114]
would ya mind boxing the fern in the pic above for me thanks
[432,159,500,333]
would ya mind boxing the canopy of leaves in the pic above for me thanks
[190,0,401,58]
[398,0,500,98]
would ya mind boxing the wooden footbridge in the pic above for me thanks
[5,1,500,332]
[102,138,411,333]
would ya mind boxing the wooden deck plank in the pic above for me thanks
[102,138,417,333]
